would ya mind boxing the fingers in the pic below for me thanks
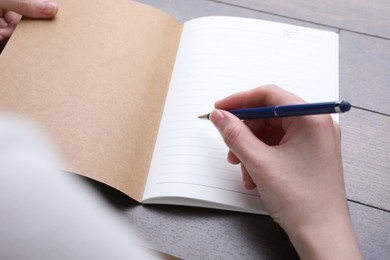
[228,149,258,190]
[227,150,240,164]
[1,8,21,24]
[228,150,257,190]
[210,109,270,169]
[0,23,15,42]
[215,85,306,110]
[241,164,256,190]
[0,11,20,42]
[214,84,308,132]
[0,0,58,18]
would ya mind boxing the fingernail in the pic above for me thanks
[214,99,223,107]
[41,2,58,16]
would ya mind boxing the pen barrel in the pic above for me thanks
[275,101,338,117]
[227,101,350,120]
[229,107,276,119]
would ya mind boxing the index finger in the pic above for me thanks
[0,0,58,18]
[214,85,308,131]
[215,85,306,110]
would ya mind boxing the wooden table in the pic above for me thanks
[87,0,390,259]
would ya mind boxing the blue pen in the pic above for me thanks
[198,100,351,120]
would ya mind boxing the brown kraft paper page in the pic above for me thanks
[0,0,183,201]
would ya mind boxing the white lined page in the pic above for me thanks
[143,17,338,214]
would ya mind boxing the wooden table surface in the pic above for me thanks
[87,0,390,259]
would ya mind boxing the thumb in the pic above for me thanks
[210,109,268,165]
[0,0,58,18]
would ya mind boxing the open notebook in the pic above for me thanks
[0,0,338,214]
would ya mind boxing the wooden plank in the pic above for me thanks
[137,0,336,31]
[137,0,390,114]
[87,177,390,259]
[87,178,299,259]
[342,109,390,210]
[214,0,390,39]
[340,30,390,114]
[349,202,390,260]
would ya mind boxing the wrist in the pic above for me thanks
[285,212,363,260]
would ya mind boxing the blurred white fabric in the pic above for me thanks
[0,115,159,260]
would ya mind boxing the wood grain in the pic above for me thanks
[139,0,390,114]
[349,201,390,260]
[86,177,300,259]
[340,30,390,114]
[213,0,390,39]
[86,177,390,260]
[342,109,390,210]
[138,0,336,31]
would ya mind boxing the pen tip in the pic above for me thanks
[198,114,210,120]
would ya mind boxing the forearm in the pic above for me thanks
[287,212,363,260]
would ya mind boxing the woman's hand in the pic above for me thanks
[0,0,57,43]
[210,85,362,259]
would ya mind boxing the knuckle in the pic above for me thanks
[304,115,337,135]
[307,117,328,129]
[262,84,281,92]
[16,0,31,13]
[266,84,280,89]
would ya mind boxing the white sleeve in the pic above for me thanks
[0,115,159,260]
